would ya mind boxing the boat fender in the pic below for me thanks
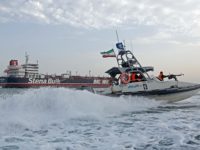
[120,73,130,84]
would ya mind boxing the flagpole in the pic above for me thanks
[109,48,119,67]
[114,50,119,67]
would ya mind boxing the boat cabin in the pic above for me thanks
[105,44,154,85]
[105,66,154,85]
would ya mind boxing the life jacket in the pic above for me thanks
[131,73,136,82]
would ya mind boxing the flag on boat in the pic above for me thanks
[116,42,125,55]
[100,49,116,58]
[116,42,124,50]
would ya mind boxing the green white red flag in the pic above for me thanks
[100,49,116,58]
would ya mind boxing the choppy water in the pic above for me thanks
[0,88,200,150]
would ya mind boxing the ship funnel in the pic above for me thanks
[9,60,18,66]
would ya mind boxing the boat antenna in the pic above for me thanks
[130,40,133,51]
[123,40,126,50]
[116,30,120,43]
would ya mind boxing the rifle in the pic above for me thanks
[167,74,184,81]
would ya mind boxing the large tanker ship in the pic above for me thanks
[0,54,111,88]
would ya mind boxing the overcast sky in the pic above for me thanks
[0,0,200,82]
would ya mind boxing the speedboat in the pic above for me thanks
[93,42,200,101]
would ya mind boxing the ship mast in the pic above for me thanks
[25,52,29,77]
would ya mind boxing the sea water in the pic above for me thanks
[0,88,200,150]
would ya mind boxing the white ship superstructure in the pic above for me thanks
[4,53,39,78]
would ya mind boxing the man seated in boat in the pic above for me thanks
[137,73,145,81]
[130,72,144,82]
[158,71,183,81]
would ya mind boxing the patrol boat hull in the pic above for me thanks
[93,80,200,101]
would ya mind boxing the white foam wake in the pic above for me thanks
[0,88,200,149]
[0,88,160,134]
